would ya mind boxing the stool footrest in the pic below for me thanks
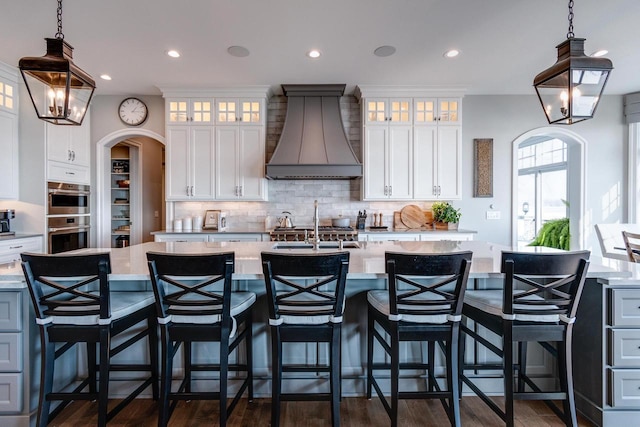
[280,392,332,402]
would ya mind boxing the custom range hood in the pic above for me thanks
[266,84,362,179]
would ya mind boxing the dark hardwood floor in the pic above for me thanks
[47,397,594,426]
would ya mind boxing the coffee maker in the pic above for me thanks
[0,209,15,236]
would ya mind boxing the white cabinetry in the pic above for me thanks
[216,126,266,200]
[362,98,413,200]
[46,110,91,184]
[162,88,270,203]
[165,126,215,200]
[0,236,43,264]
[414,98,462,199]
[0,63,19,200]
[356,87,463,201]
[166,98,214,125]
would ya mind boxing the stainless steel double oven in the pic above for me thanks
[47,181,91,254]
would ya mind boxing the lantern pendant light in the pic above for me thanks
[533,0,613,125]
[19,0,95,125]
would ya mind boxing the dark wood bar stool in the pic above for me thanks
[261,251,350,427]
[21,252,158,427]
[461,251,590,427]
[147,251,255,427]
[366,251,472,427]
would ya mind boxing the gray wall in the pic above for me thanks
[459,95,626,251]
[86,93,627,253]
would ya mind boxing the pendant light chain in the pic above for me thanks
[55,0,64,40]
[566,0,574,39]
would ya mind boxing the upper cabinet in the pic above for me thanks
[413,98,461,126]
[166,98,214,125]
[46,110,91,184]
[356,86,463,201]
[0,63,18,200]
[161,88,270,202]
[364,98,412,126]
[215,99,264,126]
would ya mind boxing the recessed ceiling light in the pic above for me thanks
[373,45,396,57]
[307,49,321,59]
[167,50,181,58]
[591,49,609,57]
[100,74,112,81]
[444,49,460,58]
[227,46,250,57]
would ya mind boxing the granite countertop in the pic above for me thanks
[1,240,637,289]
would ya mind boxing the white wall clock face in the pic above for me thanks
[118,97,148,126]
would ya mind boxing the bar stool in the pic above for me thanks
[622,230,640,262]
[461,251,590,427]
[20,252,158,427]
[146,251,255,427]
[366,251,472,427]
[261,251,350,427]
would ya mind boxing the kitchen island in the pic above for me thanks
[1,240,637,426]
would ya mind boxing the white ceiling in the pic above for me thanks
[2,0,639,97]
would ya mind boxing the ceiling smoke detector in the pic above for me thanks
[373,46,396,57]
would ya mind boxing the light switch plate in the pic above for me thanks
[486,211,501,220]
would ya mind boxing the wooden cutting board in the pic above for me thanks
[400,205,427,228]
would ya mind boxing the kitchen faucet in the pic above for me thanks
[313,199,320,250]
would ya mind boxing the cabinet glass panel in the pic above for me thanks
[192,101,211,123]
[218,101,237,123]
[415,100,436,123]
[390,101,410,122]
[0,82,14,110]
[367,101,386,122]
[439,100,458,122]
[169,101,188,122]
[242,101,261,123]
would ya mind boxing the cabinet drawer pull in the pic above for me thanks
[65,171,75,175]
[9,245,23,250]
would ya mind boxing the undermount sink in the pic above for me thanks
[272,241,360,250]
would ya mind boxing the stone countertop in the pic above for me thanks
[1,240,636,288]
[0,233,43,241]
[152,227,476,235]
[358,228,476,234]
[152,226,269,234]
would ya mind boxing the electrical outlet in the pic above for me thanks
[486,211,501,220]
[154,211,159,218]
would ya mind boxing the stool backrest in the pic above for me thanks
[21,252,112,322]
[385,251,472,320]
[261,252,350,324]
[622,231,640,263]
[146,252,235,325]
[501,251,590,322]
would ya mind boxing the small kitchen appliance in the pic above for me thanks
[203,210,227,231]
[0,209,15,236]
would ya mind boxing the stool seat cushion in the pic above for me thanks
[168,291,256,324]
[464,290,560,322]
[367,290,450,324]
[46,291,155,325]
[273,292,345,325]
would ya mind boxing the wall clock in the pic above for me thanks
[118,97,148,126]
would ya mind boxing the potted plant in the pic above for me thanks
[431,201,461,230]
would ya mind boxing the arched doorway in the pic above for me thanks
[511,127,587,249]
[95,129,165,247]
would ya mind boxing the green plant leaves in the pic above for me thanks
[528,217,570,250]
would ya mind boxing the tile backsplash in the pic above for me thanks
[171,94,433,230]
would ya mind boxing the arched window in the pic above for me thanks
[517,137,568,247]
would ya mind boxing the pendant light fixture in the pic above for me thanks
[533,0,612,125]
[19,0,95,125]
